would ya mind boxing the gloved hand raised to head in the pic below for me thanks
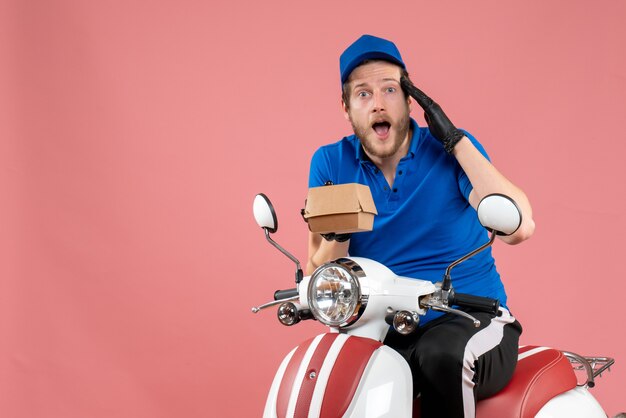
[400,75,465,154]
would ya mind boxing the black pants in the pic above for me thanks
[384,308,522,418]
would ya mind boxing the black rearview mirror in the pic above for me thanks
[476,194,522,236]
[253,193,278,233]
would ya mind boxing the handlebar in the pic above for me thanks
[274,288,299,300]
[449,291,500,316]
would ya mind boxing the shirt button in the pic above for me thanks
[398,170,403,175]
[393,188,398,193]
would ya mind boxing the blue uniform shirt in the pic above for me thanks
[308,119,507,324]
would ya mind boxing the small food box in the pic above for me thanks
[303,183,378,234]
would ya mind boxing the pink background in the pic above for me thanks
[2,1,625,417]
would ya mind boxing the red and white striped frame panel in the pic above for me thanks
[269,333,383,418]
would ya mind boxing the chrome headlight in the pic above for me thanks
[307,258,366,327]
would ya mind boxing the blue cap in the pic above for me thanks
[339,35,405,84]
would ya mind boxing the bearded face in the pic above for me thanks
[343,61,412,162]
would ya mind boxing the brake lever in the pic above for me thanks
[420,297,481,328]
[251,295,299,313]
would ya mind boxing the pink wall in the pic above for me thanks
[2,0,625,416]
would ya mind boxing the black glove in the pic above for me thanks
[320,232,352,242]
[400,75,465,154]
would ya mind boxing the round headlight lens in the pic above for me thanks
[308,263,361,327]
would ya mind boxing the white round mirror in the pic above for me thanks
[253,193,278,233]
[477,194,522,236]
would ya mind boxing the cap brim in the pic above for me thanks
[341,51,405,84]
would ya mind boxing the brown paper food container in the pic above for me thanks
[303,183,378,234]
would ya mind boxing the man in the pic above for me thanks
[307,34,535,418]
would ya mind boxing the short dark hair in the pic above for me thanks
[341,60,410,108]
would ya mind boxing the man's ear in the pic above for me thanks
[342,99,350,121]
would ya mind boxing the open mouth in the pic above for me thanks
[372,121,391,137]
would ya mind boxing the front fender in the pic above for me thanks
[263,333,412,418]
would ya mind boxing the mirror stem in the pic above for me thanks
[442,231,497,292]
[264,229,304,285]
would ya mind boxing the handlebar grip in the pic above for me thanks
[274,288,298,300]
[450,292,500,315]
